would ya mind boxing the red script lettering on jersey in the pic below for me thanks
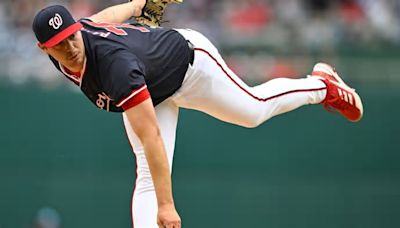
[86,21,150,35]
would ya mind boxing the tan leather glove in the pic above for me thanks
[130,0,184,27]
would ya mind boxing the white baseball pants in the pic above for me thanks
[123,29,327,228]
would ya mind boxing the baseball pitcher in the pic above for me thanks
[32,1,363,227]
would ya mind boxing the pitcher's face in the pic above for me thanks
[39,31,85,71]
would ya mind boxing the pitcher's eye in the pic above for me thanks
[53,41,64,49]
[69,33,76,40]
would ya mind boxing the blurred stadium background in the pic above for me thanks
[0,0,399,227]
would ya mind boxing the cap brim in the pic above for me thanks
[42,22,83,48]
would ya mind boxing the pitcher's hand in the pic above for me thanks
[157,204,181,228]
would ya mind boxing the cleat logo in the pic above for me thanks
[49,13,63,30]
[338,88,354,105]
[347,93,353,105]
[343,90,349,102]
[338,88,343,99]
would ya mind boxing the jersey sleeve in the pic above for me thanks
[99,49,150,110]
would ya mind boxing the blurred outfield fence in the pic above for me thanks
[0,50,399,228]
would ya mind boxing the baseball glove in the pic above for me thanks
[131,0,184,27]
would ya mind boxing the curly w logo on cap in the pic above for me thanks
[49,13,63,30]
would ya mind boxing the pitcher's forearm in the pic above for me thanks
[143,135,175,206]
[89,0,146,23]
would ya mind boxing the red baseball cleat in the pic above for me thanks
[311,63,364,122]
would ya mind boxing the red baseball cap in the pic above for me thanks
[32,5,83,48]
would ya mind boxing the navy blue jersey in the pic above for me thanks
[50,19,192,112]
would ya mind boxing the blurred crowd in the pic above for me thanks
[1,0,400,87]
